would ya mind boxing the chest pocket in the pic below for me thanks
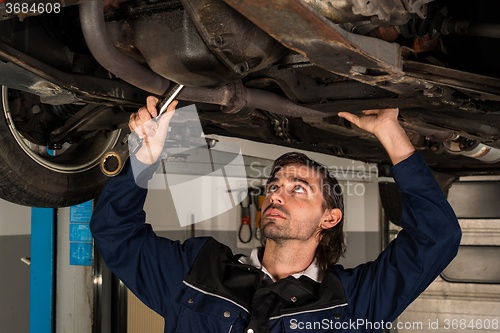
[271,306,349,332]
[175,287,249,333]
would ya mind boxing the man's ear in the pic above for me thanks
[319,208,342,230]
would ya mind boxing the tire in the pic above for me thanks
[0,86,122,207]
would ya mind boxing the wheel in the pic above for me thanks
[0,86,122,207]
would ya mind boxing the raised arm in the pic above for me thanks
[336,108,461,327]
[90,97,208,315]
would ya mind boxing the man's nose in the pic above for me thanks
[269,187,284,204]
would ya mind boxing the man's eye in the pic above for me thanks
[267,184,278,193]
[293,185,306,193]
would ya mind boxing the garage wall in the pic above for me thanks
[0,201,31,333]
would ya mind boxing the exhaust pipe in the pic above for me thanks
[79,0,171,95]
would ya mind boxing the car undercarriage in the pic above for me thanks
[0,0,500,206]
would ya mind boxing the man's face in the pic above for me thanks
[260,163,329,244]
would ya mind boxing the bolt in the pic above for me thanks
[31,105,41,114]
[215,35,224,46]
[49,142,62,150]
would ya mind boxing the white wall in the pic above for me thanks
[0,200,31,236]
[0,200,31,333]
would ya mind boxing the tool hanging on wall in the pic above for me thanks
[254,187,266,240]
[251,187,266,241]
[238,194,252,243]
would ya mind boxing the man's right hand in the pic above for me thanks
[129,96,178,165]
[338,108,415,165]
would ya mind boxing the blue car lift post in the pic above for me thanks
[30,207,56,333]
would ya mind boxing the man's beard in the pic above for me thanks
[261,204,290,242]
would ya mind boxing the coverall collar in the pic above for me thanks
[239,248,325,283]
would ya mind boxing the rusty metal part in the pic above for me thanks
[371,26,400,42]
[179,0,287,77]
[300,0,364,23]
[351,0,434,25]
[300,0,434,25]
[221,0,499,106]
[222,0,405,87]
[220,0,494,104]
